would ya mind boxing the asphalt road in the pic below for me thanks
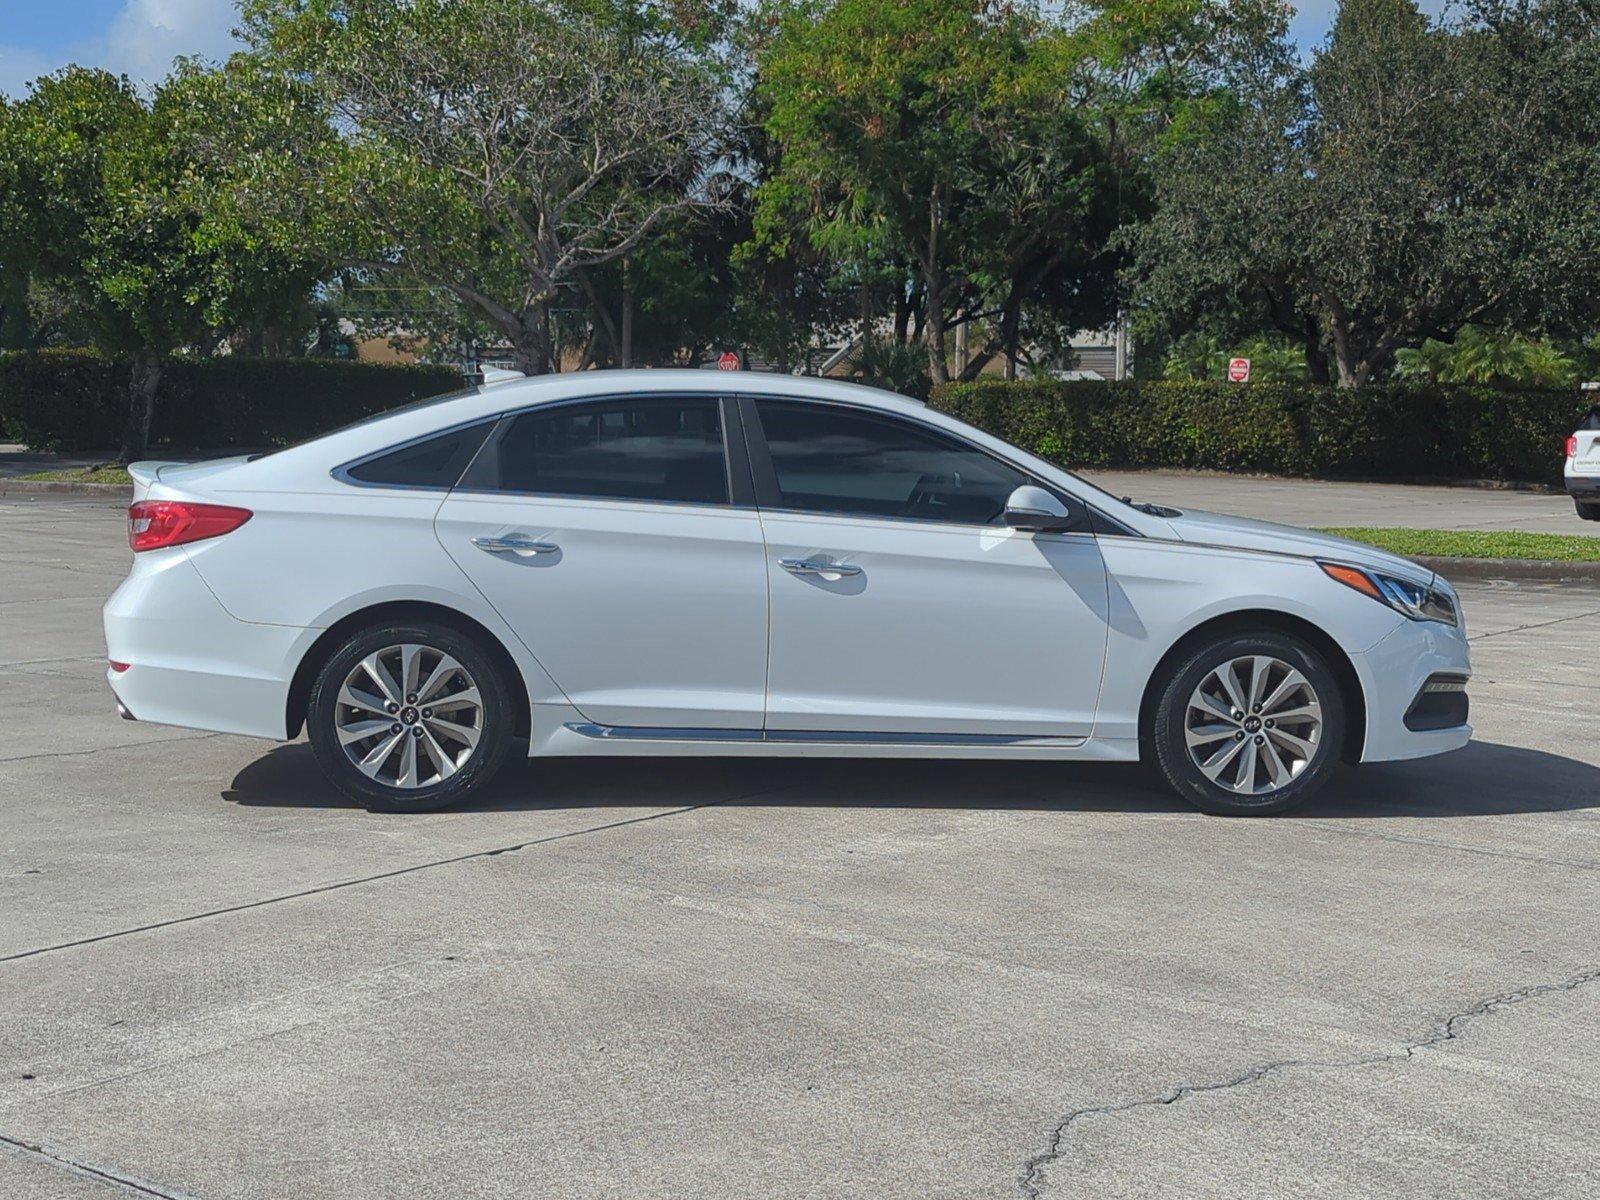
[1,493,1597,1200]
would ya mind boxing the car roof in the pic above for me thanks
[466,369,926,417]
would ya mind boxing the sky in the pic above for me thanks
[0,0,1454,100]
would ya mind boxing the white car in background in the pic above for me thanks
[1565,407,1600,520]
[104,371,1471,817]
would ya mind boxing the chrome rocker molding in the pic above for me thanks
[563,722,1085,747]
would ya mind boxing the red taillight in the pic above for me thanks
[1567,435,1579,459]
[109,660,130,673]
[128,501,252,552]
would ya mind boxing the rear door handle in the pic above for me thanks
[779,557,862,577]
[472,534,559,557]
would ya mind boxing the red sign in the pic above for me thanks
[716,351,742,371]
[1227,357,1251,383]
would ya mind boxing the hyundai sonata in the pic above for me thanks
[105,371,1470,815]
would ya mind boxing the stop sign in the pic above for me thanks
[1227,357,1251,383]
[716,351,742,371]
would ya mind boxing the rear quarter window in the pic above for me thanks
[343,421,495,489]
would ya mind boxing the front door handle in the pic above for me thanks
[472,534,560,557]
[779,557,862,577]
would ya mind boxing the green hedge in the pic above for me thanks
[931,378,1585,483]
[0,350,466,452]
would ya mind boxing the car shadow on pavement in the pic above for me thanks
[223,738,1598,820]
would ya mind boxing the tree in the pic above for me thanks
[1126,0,1600,386]
[0,64,332,458]
[239,0,734,375]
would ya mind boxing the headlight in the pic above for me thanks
[1320,562,1461,626]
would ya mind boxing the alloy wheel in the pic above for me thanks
[334,643,483,789]
[1184,655,1324,796]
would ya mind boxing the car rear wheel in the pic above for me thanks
[1151,631,1346,816]
[1575,500,1600,522]
[307,621,514,812]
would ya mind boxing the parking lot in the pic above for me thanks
[2,492,1597,1199]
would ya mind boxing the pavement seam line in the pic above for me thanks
[0,790,782,965]
[1468,607,1600,642]
[1016,963,1600,1199]
[0,732,226,765]
[0,1130,200,1199]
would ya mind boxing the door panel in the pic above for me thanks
[760,512,1111,736]
[434,395,767,729]
[437,494,768,728]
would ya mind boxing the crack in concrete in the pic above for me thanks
[0,792,776,965]
[1017,963,1600,1199]
[0,1130,200,1198]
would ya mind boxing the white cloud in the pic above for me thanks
[100,0,241,84]
[0,0,241,98]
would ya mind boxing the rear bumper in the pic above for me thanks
[104,549,313,740]
[1565,474,1600,498]
[1352,617,1472,762]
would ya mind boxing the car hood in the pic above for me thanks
[1163,507,1435,585]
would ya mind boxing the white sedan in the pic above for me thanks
[105,371,1470,816]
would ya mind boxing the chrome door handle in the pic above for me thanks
[472,534,559,557]
[779,557,862,577]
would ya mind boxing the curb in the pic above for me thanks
[1413,555,1600,583]
[0,480,130,496]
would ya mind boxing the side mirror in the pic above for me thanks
[1002,485,1077,533]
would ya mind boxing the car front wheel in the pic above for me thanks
[1151,631,1346,816]
[307,620,514,812]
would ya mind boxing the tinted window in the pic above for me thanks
[483,397,728,505]
[755,401,1026,524]
[345,420,493,488]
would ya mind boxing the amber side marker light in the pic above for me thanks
[1320,562,1383,599]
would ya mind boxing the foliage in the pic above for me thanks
[1393,326,1578,388]
[0,64,334,457]
[931,377,1585,483]
[0,351,461,452]
[1317,528,1600,562]
[749,0,1129,382]
[238,0,735,375]
[1162,331,1308,382]
[1124,0,1600,387]
[848,339,931,400]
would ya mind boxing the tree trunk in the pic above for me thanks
[1001,293,1021,381]
[619,259,634,369]
[1303,314,1331,385]
[1326,309,1360,388]
[119,351,163,463]
[922,190,949,385]
[509,303,555,375]
[893,284,910,346]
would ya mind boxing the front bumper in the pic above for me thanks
[104,549,314,740]
[1351,616,1472,762]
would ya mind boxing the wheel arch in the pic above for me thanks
[286,600,532,740]
[1136,609,1367,763]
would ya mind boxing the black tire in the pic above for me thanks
[306,620,514,812]
[1575,500,1600,522]
[1150,631,1346,816]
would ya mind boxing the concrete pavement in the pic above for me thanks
[1,493,1597,1199]
[1081,468,1593,536]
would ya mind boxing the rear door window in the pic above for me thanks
[471,397,729,506]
